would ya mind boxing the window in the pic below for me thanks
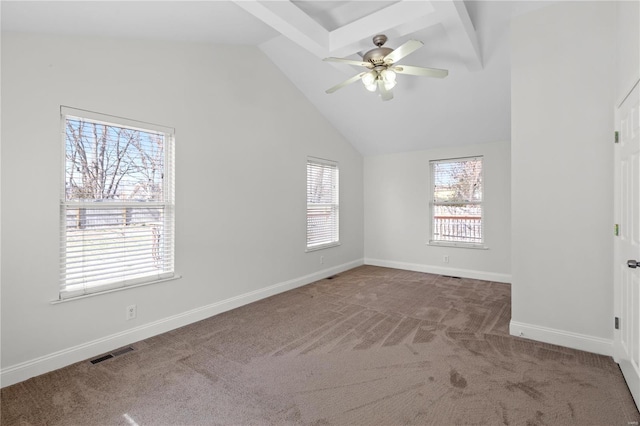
[306,157,339,250]
[430,156,483,247]
[60,107,175,299]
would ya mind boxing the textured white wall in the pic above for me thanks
[364,141,511,282]
[510,2,616,353]
[0,33,363,382]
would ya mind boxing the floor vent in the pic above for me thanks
[442,275,462,279]
[111,346,135,357]
[90,354,113,364]
[90,346,135,365]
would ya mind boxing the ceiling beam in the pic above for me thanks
[234,0,481,72]
[233,0,329,58]
[432,0,482,70]
[329,1,435,57]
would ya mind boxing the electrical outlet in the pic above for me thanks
[126,304,137,321]
[320,256,324,264]
[443,255,449,263]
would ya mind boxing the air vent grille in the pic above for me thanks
[111,346,135,357]
[90,346,135,365]
[90,354,113,364]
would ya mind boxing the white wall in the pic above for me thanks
[510,2,616,355]
[616,0,640,104]
[364,141,511,282]
[0,33,364,386]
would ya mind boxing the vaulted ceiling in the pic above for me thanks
[1,1,551,155]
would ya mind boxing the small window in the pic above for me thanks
[430,156,483,247]
[60,107,175,299]
[306,157,339,251]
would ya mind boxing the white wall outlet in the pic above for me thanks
[320,256,324,264]
[126,304,137,321]
[443,255,450,263]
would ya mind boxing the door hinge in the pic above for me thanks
[615,317,620,330]
[615,224,620,236]
[615,131,619,143]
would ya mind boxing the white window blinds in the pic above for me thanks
[306,157,339,250]
[430,156,483,245]
[60,107,175,299]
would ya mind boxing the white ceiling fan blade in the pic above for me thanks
[325,72,366,94]
[392,65,449,78]
[323,57,371,68]
[383,39,423,64]
[377,79,393,101]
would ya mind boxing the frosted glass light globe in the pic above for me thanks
[381,69,396,84]
[361,71,376,86]
[384,80,397,91]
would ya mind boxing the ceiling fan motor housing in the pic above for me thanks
[364,35,394,66]
[363,47,393,66]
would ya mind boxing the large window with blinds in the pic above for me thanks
[306,157,339,251]
[430,156,483,247]
[60,107,175,299]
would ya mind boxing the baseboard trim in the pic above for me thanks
[364,258,511,283]
[509,320,613,356]
[0,259,364,388]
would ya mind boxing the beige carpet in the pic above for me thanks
[2,266,639,425]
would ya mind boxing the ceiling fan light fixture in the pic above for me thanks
[383,80,397,91]
[365,82,377,92]
[362,71,376,86]
[380,69,396,84]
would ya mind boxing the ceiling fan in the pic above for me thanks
[324,34,448,101]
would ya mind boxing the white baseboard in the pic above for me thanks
[0,259,364,388]
[509,320,613,356]
[364,258,511,283]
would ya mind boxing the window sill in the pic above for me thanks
[306,242,341,252]
[51,275,182,304]
[428,241,489,250]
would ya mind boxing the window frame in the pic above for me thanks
[428,156,486,249]
[306,156,340,252]
[59,106,176,300]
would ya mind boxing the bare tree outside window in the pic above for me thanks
[431,157,483,244]
[65,119,164,202]
[60,109,175,299]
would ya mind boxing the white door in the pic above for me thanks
[614,81,640,410]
